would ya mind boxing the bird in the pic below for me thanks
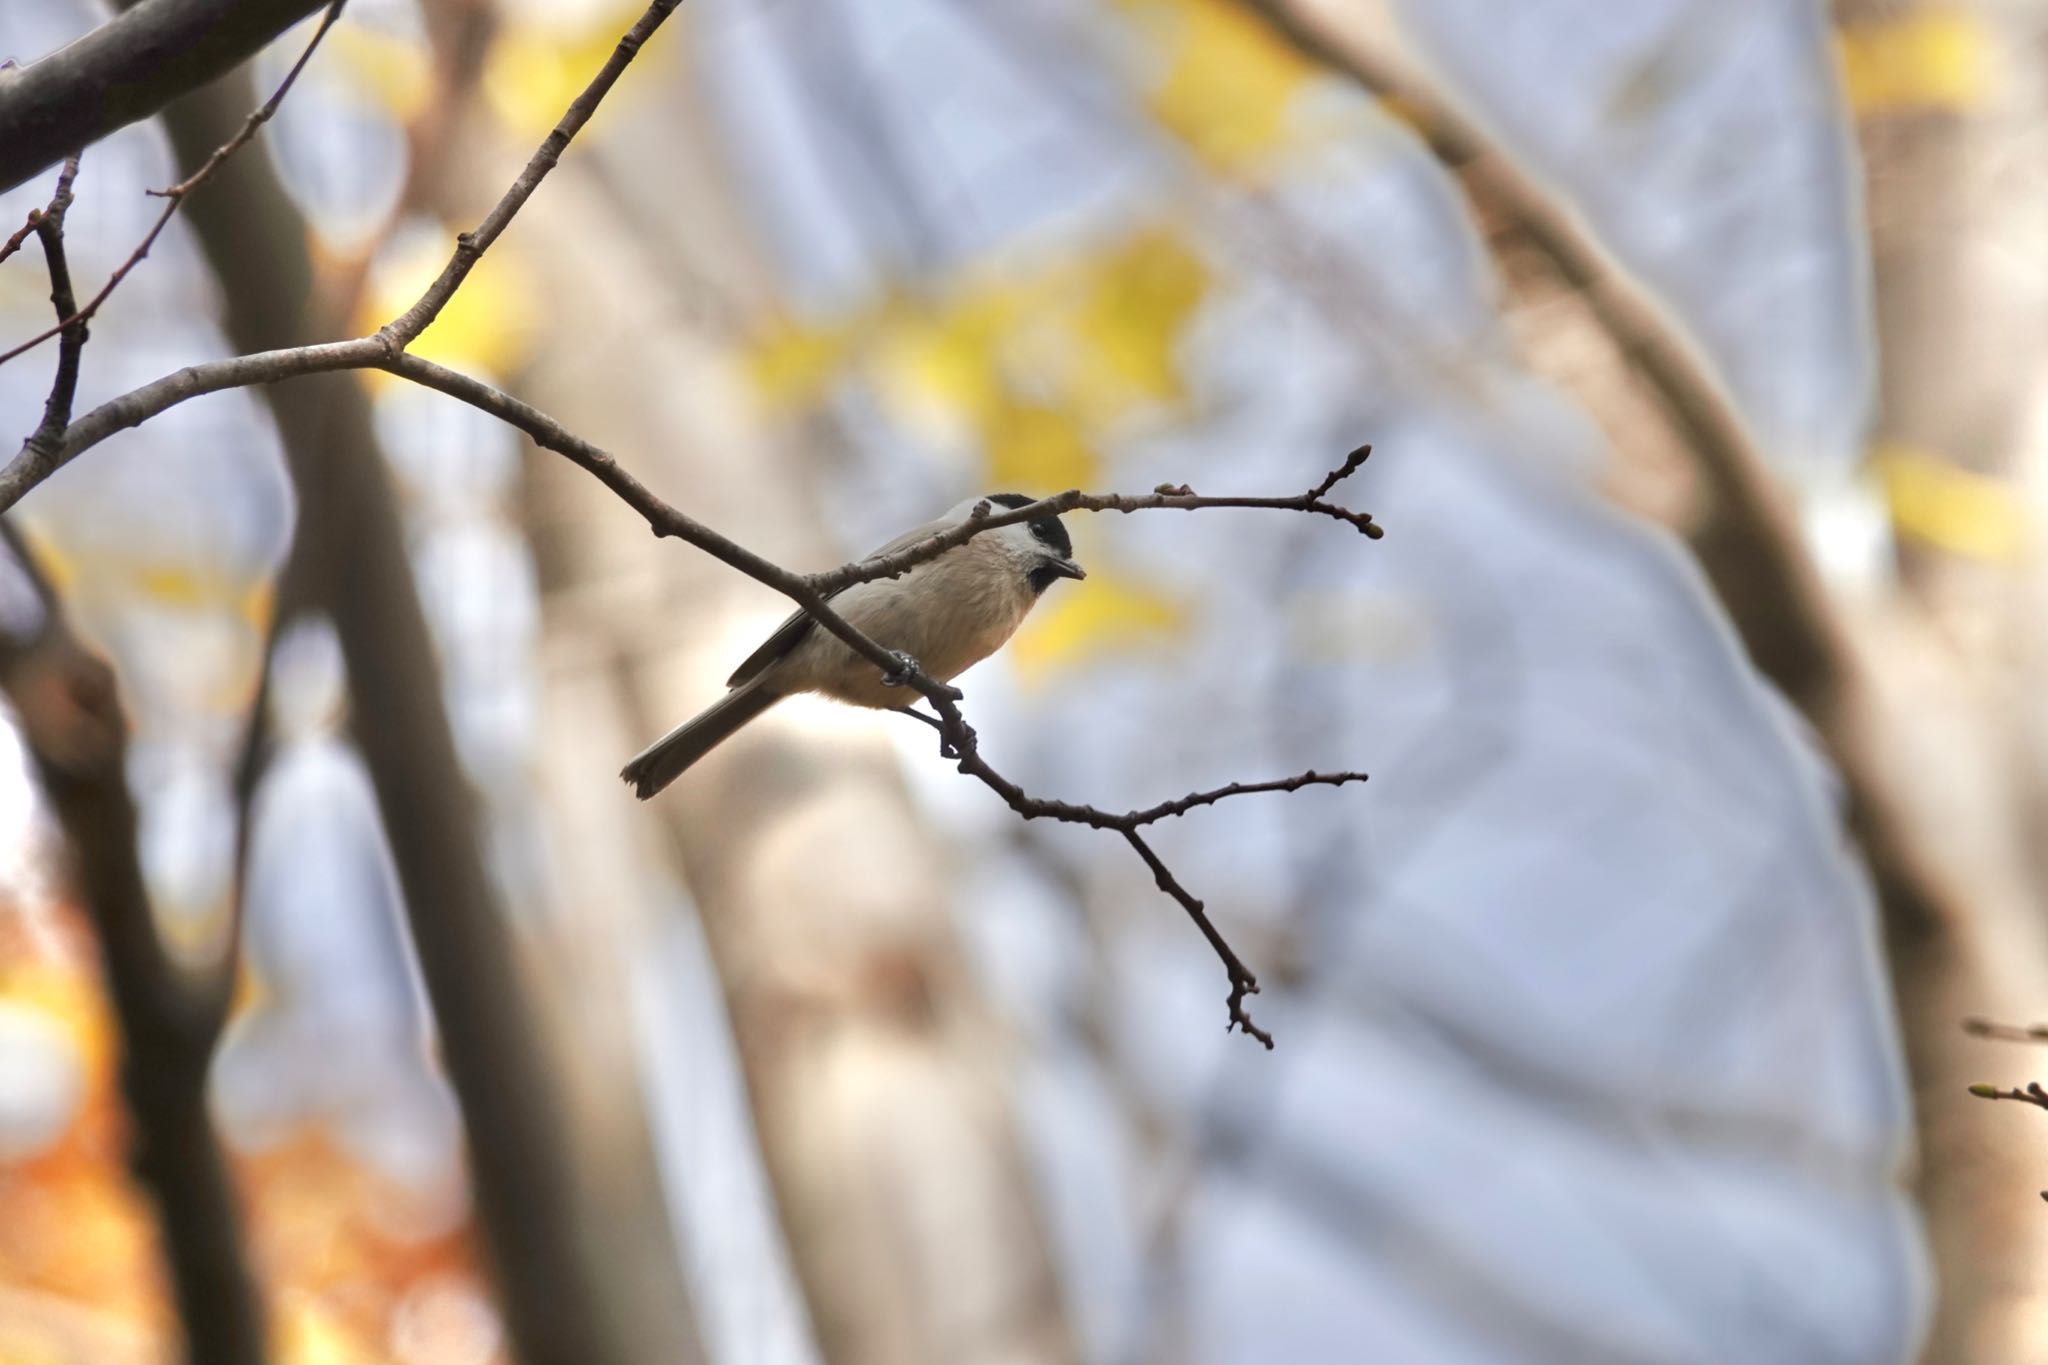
[621,493,1085,798]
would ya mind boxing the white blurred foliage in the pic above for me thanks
[0,0,1929,1358]
[629,897,824,1365]
[255,2,419,253]
[0,1001,83,1160]
[698,0,1926,1361]
[213,618,467,1234]
[1,2,297,962]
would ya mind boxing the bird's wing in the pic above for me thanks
[723,514,954,688]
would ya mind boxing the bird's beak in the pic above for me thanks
[1050,558,1087,581]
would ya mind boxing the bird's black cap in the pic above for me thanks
[989,492,1074,562]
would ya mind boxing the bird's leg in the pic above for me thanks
[888,704,959,759]
[881,650,963,699]
[880,650,921,687]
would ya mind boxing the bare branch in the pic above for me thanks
[22,156,85,458]
[1,0,684,511]
[0,520,268,1364]
[893,689,1368,1047]
[0,158,81,266]
[807,444,1380,597]
[379,356,1377,729]
[0,1,346,370]
[374,0,683,350]
[0,0,1372,1045]
[0,336,380,506]
[385,356,1374,1043]
[1968,1081,2048,1112]
[1226,0,1962,975]
[0,0,332,194]
[1124,770,1370,826]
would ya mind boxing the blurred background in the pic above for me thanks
[3,0,2046,1360]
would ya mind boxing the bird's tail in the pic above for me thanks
[621,678,782,799]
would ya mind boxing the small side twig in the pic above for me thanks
[1968,1082,2048,1112]
[901,687,1368,1048]
[387,355,1375,1045]
[23,155,85,457]
[0,0,1368,1045]
[808,445,1381,597]
[1964,1017,2048,1044]
[0,157,81,268]
[0,518,268,1364]
[0,1,346,369]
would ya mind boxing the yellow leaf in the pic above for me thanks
[360,229,539,377]
[484,9,663,139]
[1068,228,1205,419]
[277,1293,375,1365]
[13,526,74,599]
[329,24,434,123]
[240,577,276,634]
[1128,0,1323,172]
[1012,570,1188,681]
[746,319,855,410]
[870,287,1021,430]
[0,974,100,1116]
[986,403,1098,492]
[1875,443,2027,561]
[132,565,217,610]
[1838,10,1990,116]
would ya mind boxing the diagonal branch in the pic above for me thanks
[0,0,684,512]
[1967,1082,2048,1113]
[807,445,1380,597]
[892,692,1368,1048]
[374,0,682,350]
[1,158,82,267]
[0,0,1376,1045]
[1125,770,1370,826]
[0,0,332,194]
[0,1,347,369]
[1227,0,1960,966]
[381,357,1376,1043]
[23,157,86,457]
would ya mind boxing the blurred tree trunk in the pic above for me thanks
[0,547,267,1365]
[150,62,697,1365]
[499,61,1077,1365]
[1834,3,2048,1361]
[1250,5,2048,1360]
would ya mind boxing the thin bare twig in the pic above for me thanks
[374,0,682,350]
[0,0,684,509]
[1125,770,1370,826]
[807,445,1380,597]
[0,217,43,269]
[1963,1024,2048,1202]
[0,2,347,370]
[0,0,1371,1044]
[41,335,1378,1042]
[1964,1018,2048,1044]
[0,0,332,195]
[902,686,1365,1047]
[386,355,1377,1043]
[23,157,85,458]
[0,159,82,267]
[1967,1081,2048,1112]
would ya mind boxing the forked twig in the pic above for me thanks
[0,1,347,368]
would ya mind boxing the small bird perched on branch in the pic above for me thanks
[622,493,1085,798]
